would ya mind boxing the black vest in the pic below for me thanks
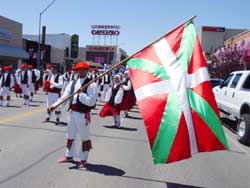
[44,74,49,81]
[31,70,36,82]
[1,73,11,87]
[21,70,28,84]
[103,74,111,84]
[108,84,121,106]
[49,74,61,93]
[69,77,96,113]
[122,78,129,86]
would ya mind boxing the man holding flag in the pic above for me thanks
[48,61,97,168]
[47,17,229,165]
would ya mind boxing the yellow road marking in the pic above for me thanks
[0,107,46,124]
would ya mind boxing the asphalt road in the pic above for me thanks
[0,90,250,188]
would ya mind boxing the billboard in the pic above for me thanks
[86,51,114,65]
[202,26,225,32]
[71,34,79,58]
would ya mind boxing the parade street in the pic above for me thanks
[0,91,250,188]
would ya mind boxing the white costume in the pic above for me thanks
[99,75,124,128]
[0,71,14,106]
[28,69,38,101]
[51,76,97,162]
[62,71,71,91]
[70,71,79,81]
[101,74,111,102]
[46,73,63,121]
[20,69,32,105]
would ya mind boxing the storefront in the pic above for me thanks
[23,39,51,69]
[0,16,28,69]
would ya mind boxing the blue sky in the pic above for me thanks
[1,0,249,55]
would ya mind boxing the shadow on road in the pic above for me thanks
[31,100,45,103]
[166,182,204,188]
[69,163,125,176]
[128,110,140,113]
[5,105,22,108]
[27,104,40,107]
[221,117,237,134]
[124,115,142,120]
[42,120,67,126]
[119,175,204,188]
[103,125,137,131]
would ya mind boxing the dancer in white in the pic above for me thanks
[0,66,14,106]
[48,61,96,168]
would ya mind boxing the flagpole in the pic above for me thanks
[49,16,196,111]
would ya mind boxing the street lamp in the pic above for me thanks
[37,0,57,70]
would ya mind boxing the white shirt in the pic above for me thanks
[105,83,124,104]
[49,74,63,89]
[0,72,14,88]
[122,79,132,91]
[21,70,32,86]
[51,77,97,108]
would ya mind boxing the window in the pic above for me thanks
[242,75,250,89]
[221,74,234,88]
[230,73,242,88]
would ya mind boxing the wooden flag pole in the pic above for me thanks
[49,16,196,110]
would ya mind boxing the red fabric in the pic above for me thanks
[3,66,10,71]
[165,23,185,57]
[137,94,168,148]
[191,109,227,152]
[20,64,26,69]
[188,36,207,74]
[166,113,191,163]
[133,45,163,66]
[75,61,89,69]
[43,80,50,91]
[35,82,39,91]
[120,90,136,110]
[14,82,22,94]
[129,69,162,90]
[99,103,121,117]
[28,65,33,69]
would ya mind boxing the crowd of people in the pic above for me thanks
[0,64,40,107]
[0,61,137,168]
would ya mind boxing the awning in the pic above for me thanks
[0,44,29,59]
[88,61,103,68]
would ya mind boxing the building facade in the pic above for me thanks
[0,16,28,68]
[23,39,51,68]
[198,26,246,54]
[23,33,74,70]
[85,45,128,66]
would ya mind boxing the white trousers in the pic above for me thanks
[0,86,11,97]
[47,92,61,119]
[113,115,121,127]
[29,83,35,93]
[0,86,11,106]
[66,111,90,161]
[101,84,110,101]
[21,84,29,96]
[21,84,30,105]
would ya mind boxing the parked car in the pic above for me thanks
[210,78,223,88]
[213,71,250,145]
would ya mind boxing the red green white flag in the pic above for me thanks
[127,20,229,164]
